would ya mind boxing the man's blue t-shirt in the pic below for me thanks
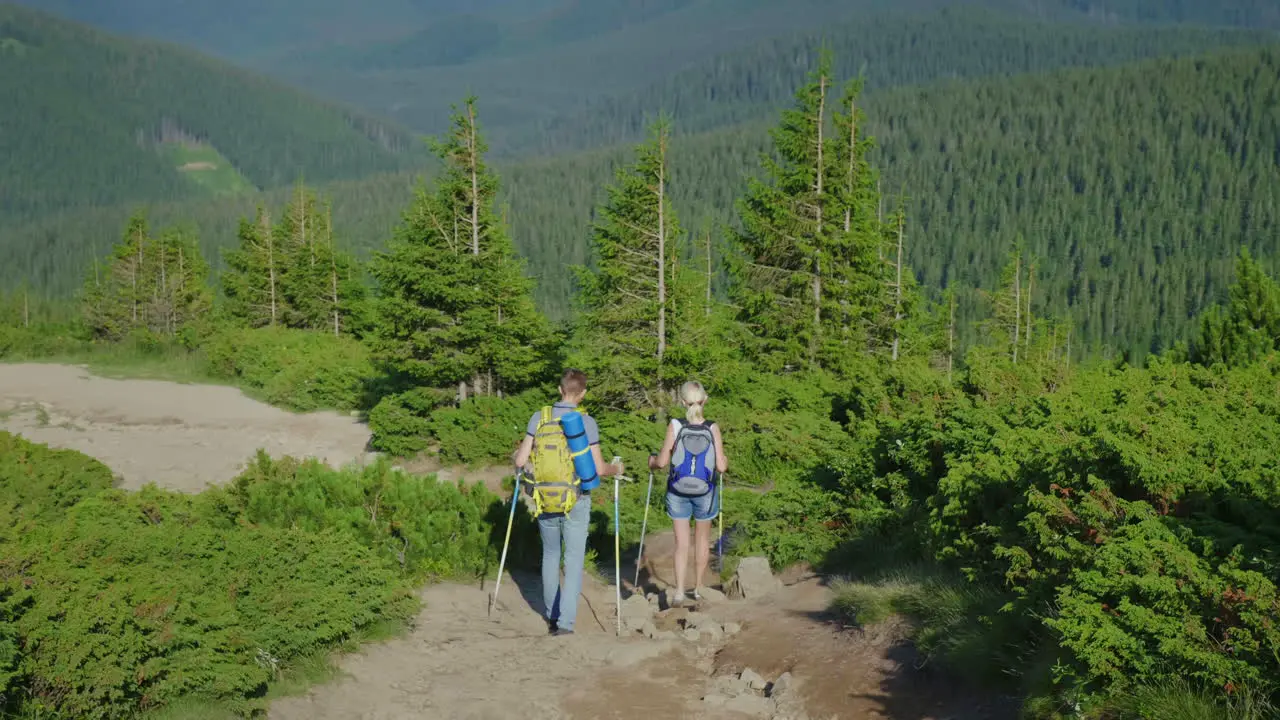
[526,401,600,445]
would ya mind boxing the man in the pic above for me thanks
[513,368,623,636]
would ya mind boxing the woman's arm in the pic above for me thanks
[648,422,678,469]
[710,423,728,473]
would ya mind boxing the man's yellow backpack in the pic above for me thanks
[528,407,581,517]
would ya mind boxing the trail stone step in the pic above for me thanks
[728,556,780,600]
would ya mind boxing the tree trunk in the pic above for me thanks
[811,71,827,363]
[133,223,143,325]
[844,94,856,233]
[458,380,468,405]
[22,288,29,329]
[891,212,904,362]
[1012,254,1022,364]
[705,230,712,317]
[1025,262,1035,356]
[468,102,481,256]
[330,254,341,337]
[655,135,671,391]
[265,212,278,327]
[948,293,955,383]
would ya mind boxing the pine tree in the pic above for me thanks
[81,211,211,341]
[1189,248,1280,366]
[370,97,553,399]
[573,119,697,408]
[223,189,368,335]
[726,51,886,372]
[222,207,280,328]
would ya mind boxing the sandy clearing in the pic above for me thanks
[0,363,372,492]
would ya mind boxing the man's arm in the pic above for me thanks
[584,415,622,477]
[590,444,622,477]
[513,433,534,470]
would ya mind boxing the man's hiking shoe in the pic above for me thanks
[547,619,559,634]
[552,628,574,637]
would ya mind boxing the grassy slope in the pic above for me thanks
[0,4,426,226]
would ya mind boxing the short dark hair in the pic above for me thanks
[560,368,587,395]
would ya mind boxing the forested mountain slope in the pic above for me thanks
[0,4,426,226]
[518,7,1280,154]
[6,46,1279,361]
[12,0,1279,155]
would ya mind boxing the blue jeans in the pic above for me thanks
[538,495,591,631]
[666,487,719,522]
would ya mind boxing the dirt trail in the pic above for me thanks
[272,528,1014,720]
[0,363,373,491]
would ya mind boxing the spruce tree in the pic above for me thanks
[222,207,280,328]
[81,211,211,341]
[726,51,886,372]
[370,97,553,399]
[1190,248,1280,366]
[222,188,368,336]
[573,119,698,408]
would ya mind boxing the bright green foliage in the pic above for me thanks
[1189,249,1280,368]
[571,119,705,408]
[79,212,213,342]
[840,347,1280,710]
[7,488,414,718]
[201,326,374,412]
[0,430,514,718]
[424,390,546,466]
[369,97,555,399]
[214,453,500,580]
[366,386,450,458]
[0,431,116,534]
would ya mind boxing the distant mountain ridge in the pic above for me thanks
[0,4,427,226]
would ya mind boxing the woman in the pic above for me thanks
[648,381,728,605]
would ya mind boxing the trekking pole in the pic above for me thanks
[488,468,522,618]
[633,460,655,588]
[716,471,725,571]
[612,457,623,636]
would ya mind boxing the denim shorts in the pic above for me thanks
[666,488,719,522]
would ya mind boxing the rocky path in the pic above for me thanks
[271,529,1013,720]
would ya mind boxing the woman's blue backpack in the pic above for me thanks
[668,419,716,497]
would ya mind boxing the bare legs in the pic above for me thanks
[672,516,690,598]
[693,519,712,591]
[671,518,714,600]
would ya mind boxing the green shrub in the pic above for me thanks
[835,351,1280,711]
[427,391,547,466]
[0,432,527,718]
[0,430,116,531]
[367,386,453,457]
[6,487,415,719]
[211,452,503,580]
[202,327,372,412]
[0,324,90,359]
